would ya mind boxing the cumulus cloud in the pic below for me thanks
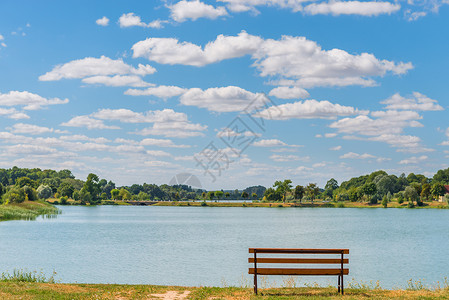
[180,86,268,112]
[398,155,428,164]
[92,108,189,123]
[61,116,120,130]
[268,86,309,99]
[0,90,68,110]
[330,110,422,136]
[134,121,207,138]
[253,139,287,147]
[340,151,389,162]
[217,0,305,13]
[118,13,148,28]
[9,123,54,135]
[82,75,153,87]
[132,31,263,67]
[303,1,401,16]
[270,154,305,162]
[140,138,190,148]
[255,99,362,120]
[169,0,228,22]
[39,56,156,82]
[96,16,110,26]
[381,92,443,111]
[329,145,342,151]
[125,85,187,98]
[132,31,411,87]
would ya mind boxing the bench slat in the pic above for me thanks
[249,248,349,254]
[248,258,348,264]
[249,268,349,276]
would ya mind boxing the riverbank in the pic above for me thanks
[0,201,59,221]
[45,198,449,209]
[1,282,449,299]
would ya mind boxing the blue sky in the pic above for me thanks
[0,0,448,189]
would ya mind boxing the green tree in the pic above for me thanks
[58,182,75,198]
[83,173,101,204]
[431,183,446,199]
[404,186,419,204]
[119,188,131,200]
[215,190,224,200]
[15,177,38,189]
[421,183,431,201]
[3,186,26,204]
[305,183,319,204]
[23,185,38,201]
[37,185,52,199]
[138,191,149,201]
[224,192,230,198]
[361,182,377,203]
[381,195,388,208]
[324,178,338,198]
[111,189,120,200]
[273,179,293,203]
[207,191,215,200]
[294,185,305,203]
[252,193,258,199]
[241,191,249,199]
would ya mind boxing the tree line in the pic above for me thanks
[262,168,449,206]
[0,166,448,206]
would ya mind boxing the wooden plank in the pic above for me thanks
[248,268,349,276]
[248,258,348,264]
[249,248,349,254]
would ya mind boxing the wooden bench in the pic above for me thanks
[248,248,349,295]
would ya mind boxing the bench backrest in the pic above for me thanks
[248,248,349,276]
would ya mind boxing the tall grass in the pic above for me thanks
[0,201,60,221]
[0,269,57,283]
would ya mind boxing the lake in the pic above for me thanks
[1,206,448,288]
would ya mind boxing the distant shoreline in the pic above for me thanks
[46,198,449,209]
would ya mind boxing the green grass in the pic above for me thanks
[0,201,59,221]
[1,282,449,299]
[1,269,57,283]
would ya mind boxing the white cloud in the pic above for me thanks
[92,108,189,123]
[169,0,228,22]
[304,1,401,16]
[270,154,304,162]
[381,92,443,111]
[253,35,412,87]
[398,155,428,164]
[340,151,390,162]
[253,139,287,147]
[140,138,190,148]
[96,16,110,26]
[61,116,120,130]
[217,0,305,13]
[340,152,376,159]
[9,123,54,135]
[39,56,156,81]
[0,90,69,110]
[145,150,171,157]
[180,86,268,112]
[82,75,153,87]
[268,86,309,99]
[255,99,362,120]
[134,121,207,138]
[133,31,411,87]
[132,31,263,67]
[406,10,427,21]
[118,13,148,28]
[330,110,422,136]
[125,85,187,98]
[329,145,342,151]
[325,133,337,138]
[0,34,3,40]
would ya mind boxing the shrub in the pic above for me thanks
[200,201,207,206]
[37,185,52,199]
[407,201,415,208]
[60,196,68,205]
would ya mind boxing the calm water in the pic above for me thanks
[1,206,449,288]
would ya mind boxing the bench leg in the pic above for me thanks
[341,275,344,295]
[254,274,258,295]
[338,275,341,293]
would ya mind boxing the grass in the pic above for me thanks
[0,201,60,221]
[1,281,449,299]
